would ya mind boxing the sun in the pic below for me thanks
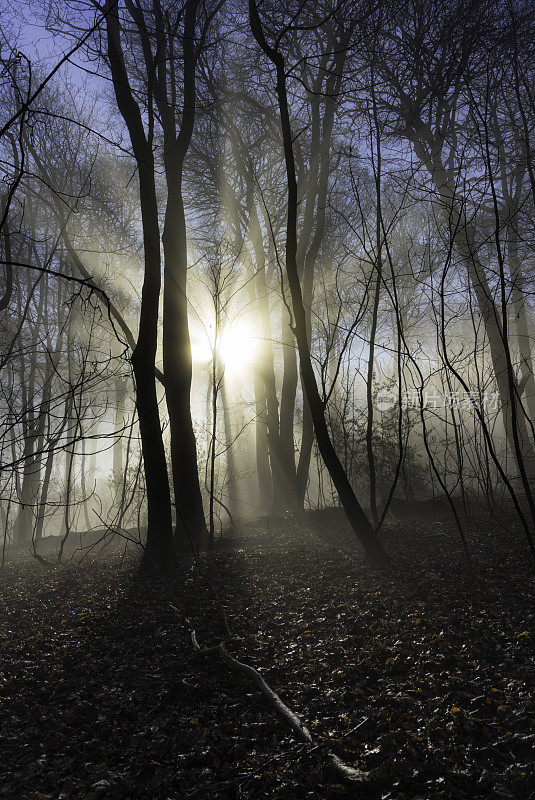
[219,319,258,374]
[190,318,258,374]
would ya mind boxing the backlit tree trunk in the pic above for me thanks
[104,0,175,573]
[249,1,387,563]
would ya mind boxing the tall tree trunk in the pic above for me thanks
[155,0,207,550]
[35,388,72,542]
[249,197,297,513]
[35,441,58,542]
[113,376,127,487]
[80,435,91,532]
[242,221,274,510]
[15,276,46,545]
[247,197,288,512]
[412,136,535,479]
[221,376,239,524]
[279,311,298,510]
[105,1,175,573]
[208,356,218,550]
[365,81,383,527]
[253,369,272,511]
[250,2,387,563]
[295,43,348,508]
[508,223,535,423]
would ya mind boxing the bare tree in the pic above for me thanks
[249,0,387,564]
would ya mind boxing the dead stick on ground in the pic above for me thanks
[186,618,370,784]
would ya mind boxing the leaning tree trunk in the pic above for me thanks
[295,40,349,508]
[249,1,387,564]
[414,138,535,481]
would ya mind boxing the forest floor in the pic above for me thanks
[0,511,534,800]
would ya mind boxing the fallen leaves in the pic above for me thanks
[0,515,533,798]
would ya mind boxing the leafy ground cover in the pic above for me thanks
[0,513,533,799]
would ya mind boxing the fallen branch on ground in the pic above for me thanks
[186,617,371,785]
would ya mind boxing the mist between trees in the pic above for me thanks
[1,0,534,572]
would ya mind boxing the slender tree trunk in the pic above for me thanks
[366,84,383,526]
[295,260,314,507]
[113,376,127,487]
[221,376,239,524]
[295,37,349,508]
[80,435,91,532]
[242,230,273,510]
[247,201,287,512]
[34,443,56,541]
[412,134,535,479]
[279,311,298,510]
[208,357,218,550]
[508,217,535,424]
[249,1,387,563]
[15,264,45,545]
[15,401,40,544]
[253,369,272,511]
[35,386,72,542]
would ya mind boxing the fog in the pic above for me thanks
[1,0,534,570]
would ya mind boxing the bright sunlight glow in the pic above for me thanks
[219,319,258,374]
[191,318,258,375]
